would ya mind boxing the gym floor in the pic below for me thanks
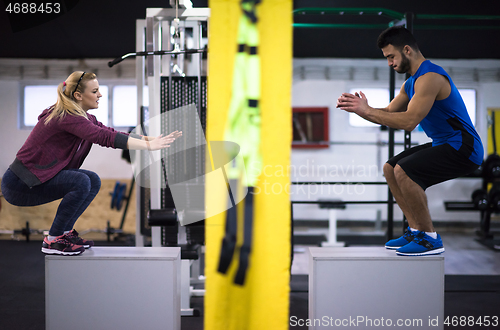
[292,229,500,275]
[0,228,498,330]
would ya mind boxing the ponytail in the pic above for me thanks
[44,71,97,125]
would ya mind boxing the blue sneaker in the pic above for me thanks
[385,227,415,250]
[396,231,445,256]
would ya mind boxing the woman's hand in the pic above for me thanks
[165,130,183,140]
[147,131,182,150]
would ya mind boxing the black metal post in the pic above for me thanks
[402,12,414,233]
[119,176,135,230]
[404,12,414,151]
[290,202,294,271]
[198,21,203,117]
[387,67,396,240]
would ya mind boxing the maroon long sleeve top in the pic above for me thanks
[9,107,131,188]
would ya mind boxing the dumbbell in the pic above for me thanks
[489,184,500,212]
[110,181,127,210]
[472,189,489,210]
[483,154,500,180]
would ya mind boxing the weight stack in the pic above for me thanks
[186,220,205,245]
[160,76,207,228]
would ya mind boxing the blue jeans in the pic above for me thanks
[1,168,101,236]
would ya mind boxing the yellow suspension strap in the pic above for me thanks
[217,0,262,286]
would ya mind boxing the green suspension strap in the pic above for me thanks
[217,0,262,286]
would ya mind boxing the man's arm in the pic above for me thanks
[337,73,444,131]
[381,84,410,113]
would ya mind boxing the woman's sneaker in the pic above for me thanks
[41,236,85,256]
[63,229,94,249]
[385,227,415,250]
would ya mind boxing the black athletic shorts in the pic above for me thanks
[386,142,480,191]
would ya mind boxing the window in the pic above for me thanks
[292,107,329,148]
[22,84,109,128]
[459,89,476,126]
[112,85,149,127]
[348,88,388,127]
[23,85,58,127]
[22,83,153,129]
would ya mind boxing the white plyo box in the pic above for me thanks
[46,247,181,330]
[309,247,444,330]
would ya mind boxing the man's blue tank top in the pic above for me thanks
[404,60,483,165]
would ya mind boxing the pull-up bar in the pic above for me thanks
[293,7,500,30]
[293,23,391,29]
[293,7,404,21]
[108,48,206,68]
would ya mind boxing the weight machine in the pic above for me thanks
[109,0,209,316]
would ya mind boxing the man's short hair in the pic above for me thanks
[377,26,419,52]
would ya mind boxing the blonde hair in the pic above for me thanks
[44,71,97,125]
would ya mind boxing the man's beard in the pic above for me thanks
[394,52,411,73]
